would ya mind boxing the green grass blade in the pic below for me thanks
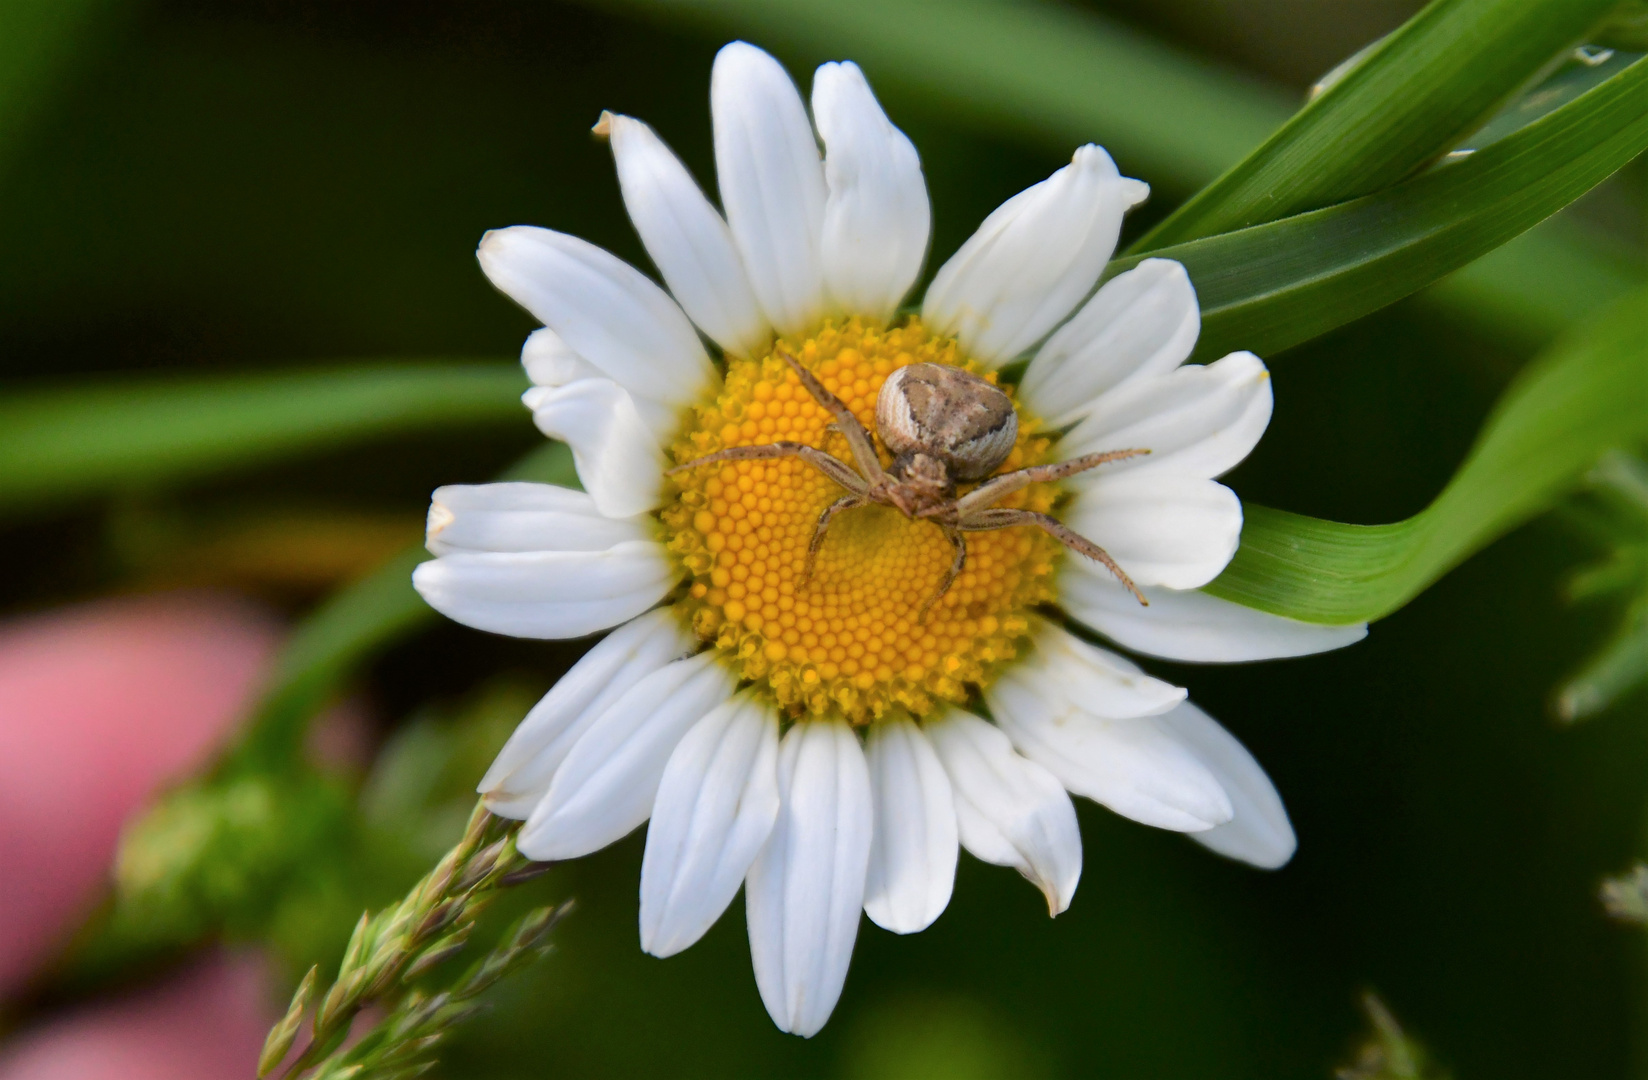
[1112,55,1648,362]
[1133,0,1621,249]
[1207,286,1648,623]
[0,361,527,512]
[234,441,576,771]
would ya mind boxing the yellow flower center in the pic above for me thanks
[661,318,1061,723]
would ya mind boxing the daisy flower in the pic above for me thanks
[413,41,1367,1037]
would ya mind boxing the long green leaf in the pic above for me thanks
[1133,0,1620,249]
[0,361,526,511]
[1111,55,1648,362]
[1206,286,1648,623]
[235,441,576,771]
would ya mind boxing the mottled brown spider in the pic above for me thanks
[670,351,1149,618]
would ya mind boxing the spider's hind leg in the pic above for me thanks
[959,507,1147,606]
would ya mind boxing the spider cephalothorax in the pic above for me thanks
[671,351,1149,617]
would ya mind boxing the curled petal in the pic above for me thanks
[1059,570,1368,662]
[813,60,931,322]
[1061,472,1243,590]
[987,672,1233,833]
[922,145,1148,366]
[604,112,770,357]
[1158,702,1296,869]
[1060,351,1273,481]
[924,708,1081,915]
[746,719,872,1038]
[1024,617,1187,719]
[425,483,647,558]
[712,42,828,335]
[519,653,736,861]
[521,327,602,387]
[863,716,957,934]
[411,542,673,644]
[1020,259,1200,425]
[640,693,780,958]
[477,611,695,817]
[478,225,716,412]
[523,378,668,518]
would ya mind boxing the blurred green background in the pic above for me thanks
[2,1,1645,1077]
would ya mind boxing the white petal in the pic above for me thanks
[478,611,694,817]
[1059,351,1273,480]
[1062,471,1242,589]
[522,327,602,387]
[924,708,1081,915]
[518,653,736,861]
[412,541,674,644]
[477,225,716,411]
[1157,702,1296,869]
[862,717,956,934]
[1019,259,1200,424]
[1026,617,1187,718]
[812,61,930,322]
[712,42,828,335]
[921,145,1149,366]
[1059,570,1369,662]
[523,378,667,518]
[987,672,1233,833]
[604,112,770,357]
[425,483,648,557]
[746,719,872,1038]
[640,693,781,958]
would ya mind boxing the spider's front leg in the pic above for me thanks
[776,350,889,487]
[950,448,1149,517]
[959,507,1147,606]
[668,441,868,495]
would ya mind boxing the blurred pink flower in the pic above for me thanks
[0,593,280,992]
[0,950,272,1080]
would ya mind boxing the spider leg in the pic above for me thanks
[959,508,1147,606]
[668,441,868,494]
[952,449,1149,516]
[776,349,889,485]
[803,494,866,584]
[916,527,968,624]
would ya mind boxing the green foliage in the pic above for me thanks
[1121,53,1648,362]
[112,770,350,940]
[1208,287,1648,622]
[263,803,566,1080]
[0,362,525,514]
[1133,0,1621,249]
[1551,451,1648,721]
[1336,994,1451,1080]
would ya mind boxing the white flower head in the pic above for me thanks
[414,41,1368,1038]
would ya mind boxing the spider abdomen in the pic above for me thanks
[876,363,1018,482]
